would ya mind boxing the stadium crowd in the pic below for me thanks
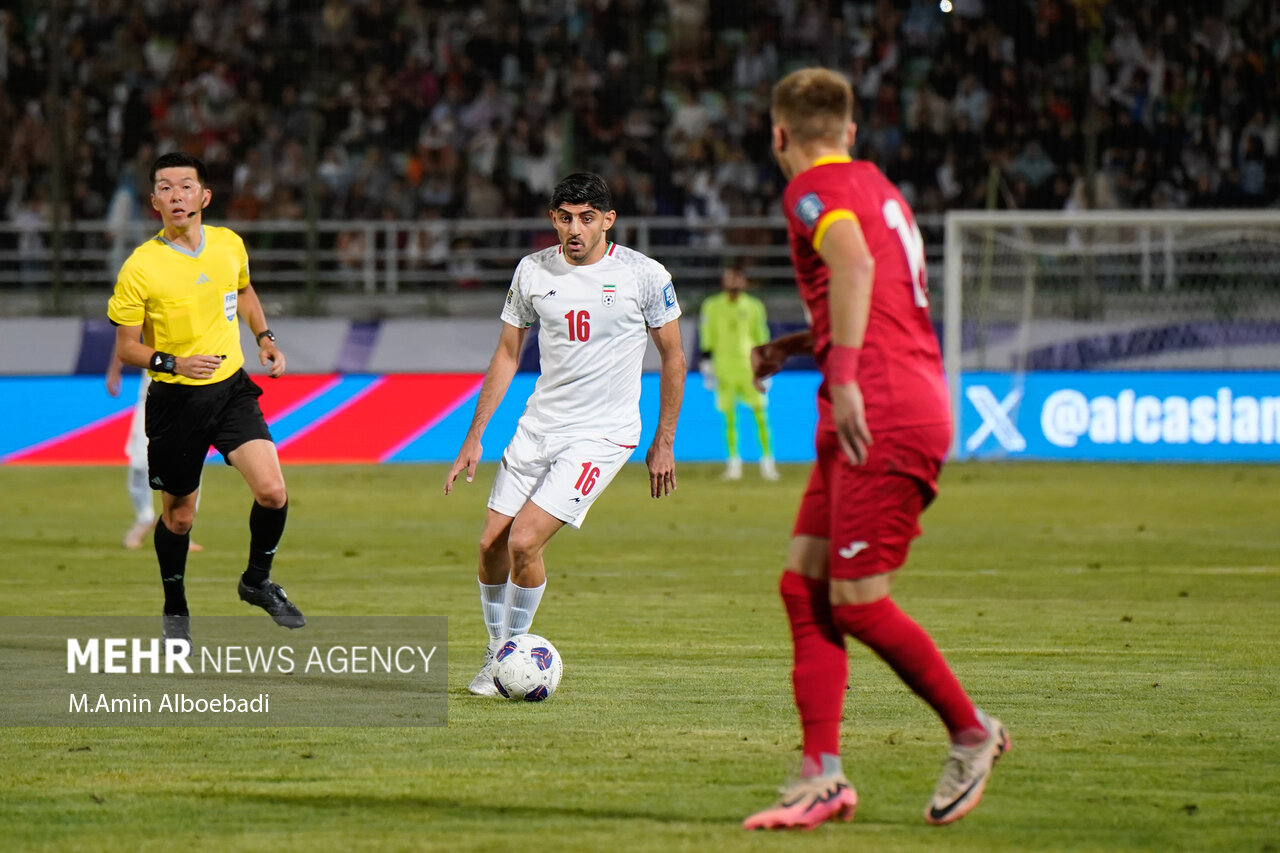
[2,0,1278,241]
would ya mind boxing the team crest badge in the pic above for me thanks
[602,284,616,306]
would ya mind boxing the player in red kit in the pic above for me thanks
[743,68,1009,831]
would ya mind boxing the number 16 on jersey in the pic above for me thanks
[564,310,591,342]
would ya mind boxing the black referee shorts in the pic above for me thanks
[145,369,274,496]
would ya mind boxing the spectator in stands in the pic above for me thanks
[11,187,48,290]
[4,0,1280,283]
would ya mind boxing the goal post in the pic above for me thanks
[942,209,1280,461]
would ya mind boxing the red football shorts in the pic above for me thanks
[792,422,950,580]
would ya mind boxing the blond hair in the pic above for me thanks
[771,68,854,145]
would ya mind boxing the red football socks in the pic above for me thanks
[780,571,847,769]
[832,596,982,738]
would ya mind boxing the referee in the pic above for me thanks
[107,152,303,644]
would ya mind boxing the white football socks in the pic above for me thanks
[128,465,155,523]
[504,580,546,637]
[478,580,506,643]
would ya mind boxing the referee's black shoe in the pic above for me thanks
[162,612,191,647]
[238,578,306,628]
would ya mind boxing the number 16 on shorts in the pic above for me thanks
[489,427,635,529]
[574,462,601,495]
[542,437,632,528]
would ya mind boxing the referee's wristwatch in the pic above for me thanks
[255,329,276,345]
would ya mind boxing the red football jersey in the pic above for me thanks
[782,157,949,432]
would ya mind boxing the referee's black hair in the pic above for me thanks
[151,152,209,185]
[549,172,613,212]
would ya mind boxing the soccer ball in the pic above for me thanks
[492,633,563,701]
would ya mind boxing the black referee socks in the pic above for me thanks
[242,499,288,587]
[154,518,189,616]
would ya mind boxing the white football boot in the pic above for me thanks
[760,455,780,481]
[467,639,503,696]
[925,710,1010,825]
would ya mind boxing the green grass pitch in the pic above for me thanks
[2,462,1277,852]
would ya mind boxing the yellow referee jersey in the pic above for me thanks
[107,225,250,385]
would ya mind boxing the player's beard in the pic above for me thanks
[563,234,595,262]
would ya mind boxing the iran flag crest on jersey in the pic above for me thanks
[602,284,616,306]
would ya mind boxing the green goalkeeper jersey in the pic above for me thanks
[699,291,770,380]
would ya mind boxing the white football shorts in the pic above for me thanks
[488,423,636,528]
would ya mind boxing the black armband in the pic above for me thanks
[150,351,177,374]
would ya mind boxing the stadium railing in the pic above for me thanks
[0,214,946,298]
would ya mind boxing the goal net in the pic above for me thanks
[941,210,1280,459]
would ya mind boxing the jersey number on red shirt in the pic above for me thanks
[882,199,928,308]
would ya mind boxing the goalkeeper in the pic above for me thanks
[698,263,779,480]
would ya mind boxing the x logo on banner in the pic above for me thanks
[965,385,1027,453]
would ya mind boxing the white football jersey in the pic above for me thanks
[500,241,681,445]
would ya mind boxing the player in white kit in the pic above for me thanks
[444,172,687,696]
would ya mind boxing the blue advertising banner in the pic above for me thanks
[960,372,1280,462]
[8,371,1276,465]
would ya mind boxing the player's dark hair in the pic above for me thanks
[549,172,613,213]
[151,152,209,185]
